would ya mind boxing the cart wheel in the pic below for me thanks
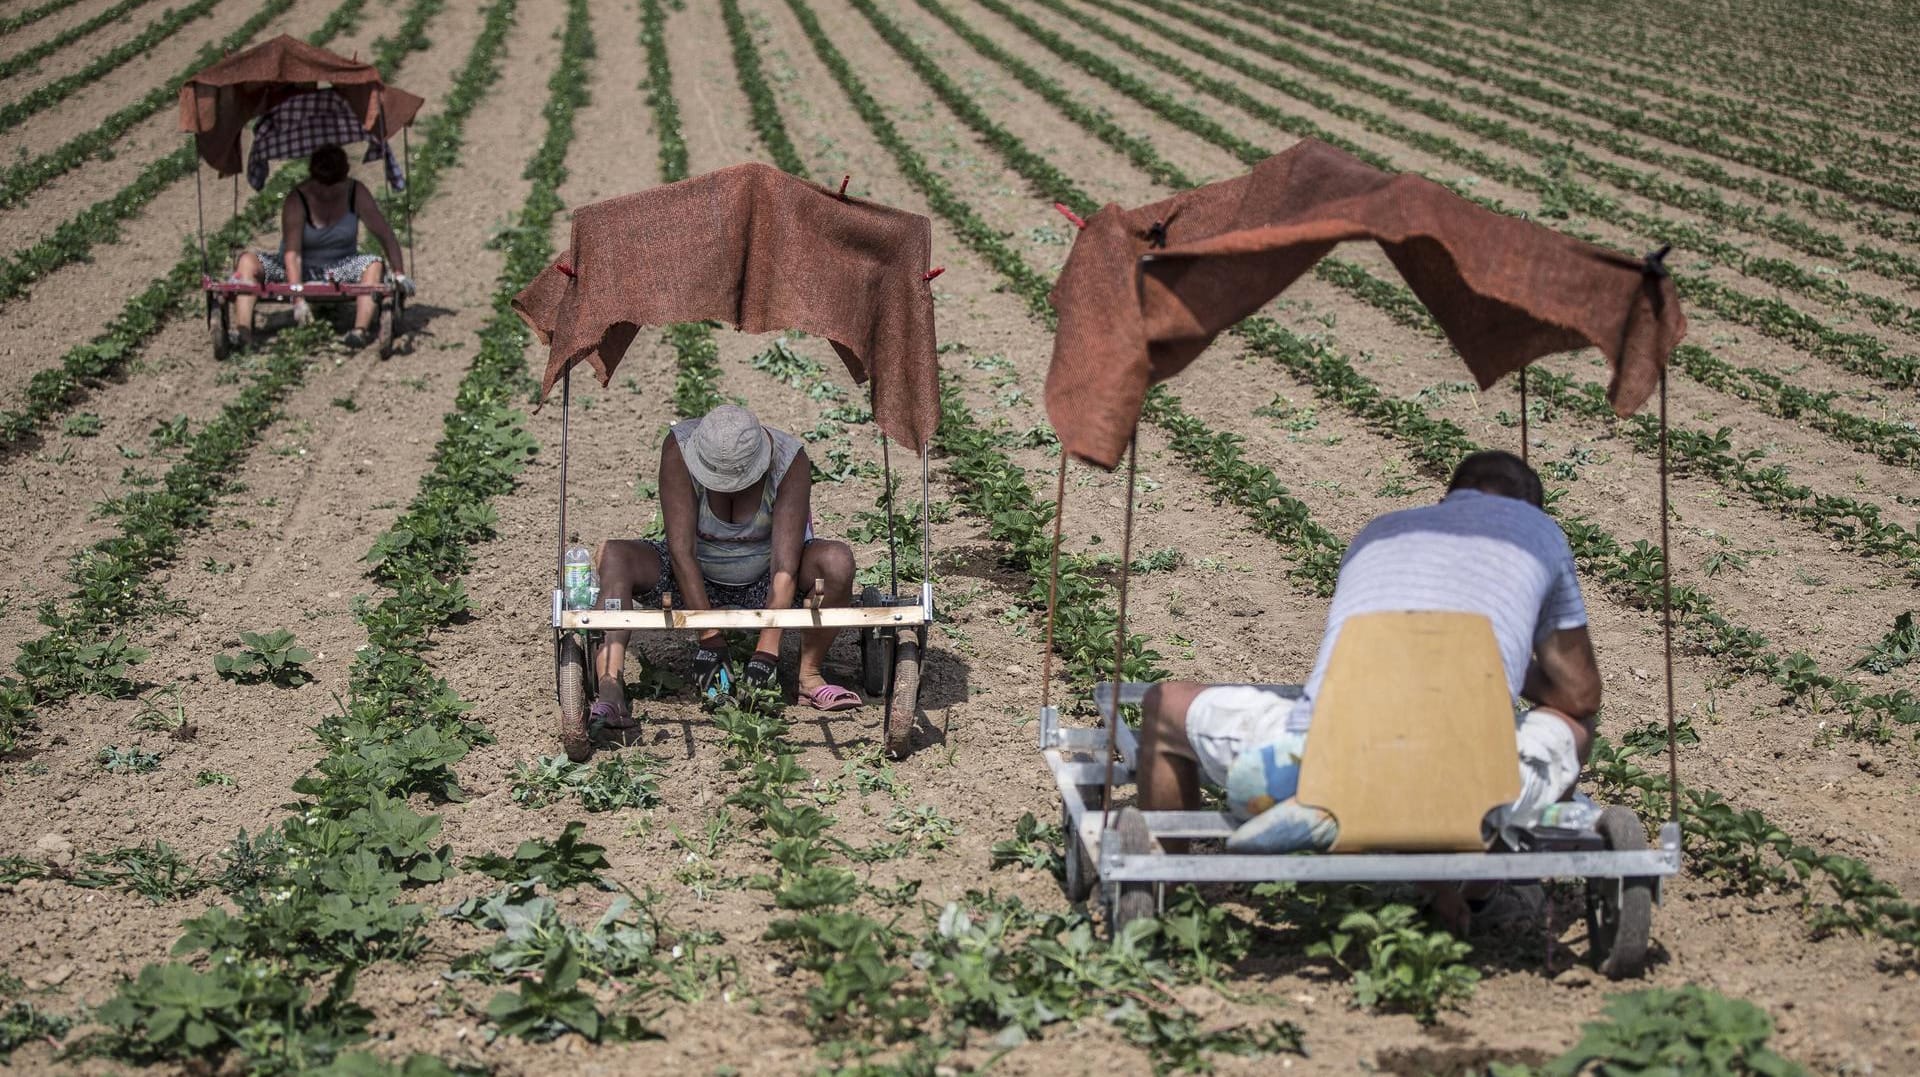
[1109,806,1157,937]
[1061,801,1094,904]
[210,299,231,360]
[1586,806,1654,979]
[883,638,920,759]
[556,634,592,763]
[379,292,402,359]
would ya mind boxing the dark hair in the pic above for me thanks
[1447,450,1544,508]
[309,144,350,186]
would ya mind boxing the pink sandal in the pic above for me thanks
[801,684,862,712]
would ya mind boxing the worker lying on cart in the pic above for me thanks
[1138,451,1602,854]
[589,404,863,724]
[226,144,409,351]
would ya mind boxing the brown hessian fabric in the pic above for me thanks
[514,163,941,451]
[179,35,425,178]
[1047,139,1688,469]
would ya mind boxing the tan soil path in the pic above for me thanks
[0,0,130,73]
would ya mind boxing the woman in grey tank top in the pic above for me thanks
[227,144,408,351]
[592,405,865,722]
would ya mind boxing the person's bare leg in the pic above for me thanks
[352,260,384,333]
[232,252,263,345]
[794,540,855,695]
[592,540,663,710]
[1138,682,1208,853]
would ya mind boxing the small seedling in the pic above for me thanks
[97,745,161,774]
[73,841,205,902]
[130,685,187,733]
[62,413,102,437]
[464,822,611,890]
[195,770,235,788]
[213,629,314,686]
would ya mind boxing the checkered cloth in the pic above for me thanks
[246,90,406,192]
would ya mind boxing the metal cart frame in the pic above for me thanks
[548,369,935,763]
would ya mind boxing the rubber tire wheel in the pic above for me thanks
[1109,808,1157,938]
[556,635,592,763]
[379,292,402,359]
[881,638,920,759]
[210,300,231,360]
[1061,802,1094,904]
[1587,806,1654,979]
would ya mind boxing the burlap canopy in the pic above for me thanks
[514,163,941,451]
[1047,140,1688,469]
[179,35,424,178]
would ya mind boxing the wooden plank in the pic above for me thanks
[560,605,929,630]
[1296,611,1520,853]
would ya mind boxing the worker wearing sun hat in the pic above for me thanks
[590,403,864,723]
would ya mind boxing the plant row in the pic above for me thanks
[634,0,721,420]
[777,0,1173,683]
[0,0,385,306]
[1056,0,1920,367]
[0,0,445,453]
[954,0,1920,470]
[0,0,297,207]
[83,0,587,1069]
[718,0,806,177]
[1369,0,1915,139]
[0,323,330,752]
[841,0,1920,967]
[1149,0,1920,335]
[1311,259,1920,574]
[883,0,1918,598]
[0,0,159,80]
[0,0,85,35]
[1228,0,1920,217]
[0,0,220,129]
[879,0,1911,734]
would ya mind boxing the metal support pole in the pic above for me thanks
[402,125,417,281]
[882,430,899,596]
[557,370,573,590]
[1657,372,1679,823]
[1101,438,1141,831]
[1039,454,1070,712]
[194,159,209,277]
[919,450,933,588]
[1518,367,1529,464]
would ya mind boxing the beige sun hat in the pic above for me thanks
[683,404,772,493]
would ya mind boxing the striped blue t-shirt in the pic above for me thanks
[1287,489,1588,733]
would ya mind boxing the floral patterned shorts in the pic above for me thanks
[254,251,383,284]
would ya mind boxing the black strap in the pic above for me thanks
[294,188,311,220]
[348,182,357,214]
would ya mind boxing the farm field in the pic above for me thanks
[0,0,1917,1071]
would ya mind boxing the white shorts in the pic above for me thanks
[1184,685,1300,787]
[1186,685,1581,809]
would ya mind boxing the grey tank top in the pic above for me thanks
[671,419,805,586]
[291,185,359,268]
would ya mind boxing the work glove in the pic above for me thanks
[743,651,780,690]
[391,273,416,297]
[691,645,730,700]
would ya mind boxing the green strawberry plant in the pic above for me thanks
[215,630,316,687]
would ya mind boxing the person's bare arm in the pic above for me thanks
[756,448,812,655]
[355,181,405,274]
[1524,625,1602,760]
[659,436,717,645]
[280,194,305,286]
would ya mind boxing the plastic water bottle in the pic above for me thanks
[563,537,593,609]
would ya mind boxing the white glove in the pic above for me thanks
[392,273,416,298]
